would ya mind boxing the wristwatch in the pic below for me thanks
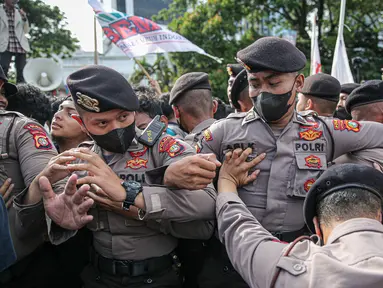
[121,180,143,211]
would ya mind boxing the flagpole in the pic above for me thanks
[94,15,99,65]
[310,13,316,75]
[134,58,162,95]
[338,0,346,37]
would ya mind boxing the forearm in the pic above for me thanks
[216,192,285,287]
[139,185,216,221]
[23,177,42,205]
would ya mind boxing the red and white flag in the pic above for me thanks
[310,13,322,75]
[331,0,354,84]
[89,0,221,62]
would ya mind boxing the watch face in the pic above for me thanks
[129,181,141,190]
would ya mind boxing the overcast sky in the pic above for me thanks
[42,0,103,52]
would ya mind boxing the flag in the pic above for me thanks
[88,0,221,62]
[310,14,322,75]
[331,0,354,84]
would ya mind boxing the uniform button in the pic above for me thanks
[173,255,178,260]
[223,266,229,272]
[146,278,153,284]
[95,276,101,281]
[293,264,303,272]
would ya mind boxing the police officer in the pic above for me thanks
[167,36,383,287]
[345,80,383,122]
[226,63,244,103]
[170,72,217,151]
[0,65,17,110]
[334,82,360,119]
[217,151,383,288]
[334,80,383,168]
[230,69,253,113]
[37,65,217,288]
[296,73,341,117]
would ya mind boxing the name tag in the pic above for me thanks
[294,140,326,153]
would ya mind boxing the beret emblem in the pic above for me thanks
[76,92,100,112]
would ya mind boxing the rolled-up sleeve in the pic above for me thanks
[217,192,287,288]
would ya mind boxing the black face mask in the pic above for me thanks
[333,107,352,120]
[251,79,296,122]
[89,122,136,154]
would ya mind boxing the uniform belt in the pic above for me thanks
[271,226,309,243]
[91,249,177,277]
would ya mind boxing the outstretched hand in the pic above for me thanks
[218,148,265,192]
[39,174,94,230]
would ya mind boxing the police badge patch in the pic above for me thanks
[299,129,323,141]
[159,136,185,157]
[24,124,53,150]
[125,158,148,170]
[304,179,316,193]
[333,119,361,132]
[203,129,213,142]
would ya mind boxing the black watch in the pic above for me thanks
[121,180,143,211]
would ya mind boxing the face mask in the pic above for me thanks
[333,107,352,120]
[251,79,297,122]
[89,122,136,154]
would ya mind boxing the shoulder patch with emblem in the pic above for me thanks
[203,129,213,142]
[159,136,185,157]
[333,119,361,132]
[24,124,52,150]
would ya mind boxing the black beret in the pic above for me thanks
[340,83,360,95]
[227,64,243,77]
[169,72,211,105]
[236,37,306,73]
[0,65,17,97]
[230,69,248,109]
[301,73,341,102]
[67,65,138,113]
[345,80,383,113]
[304,163,383,234]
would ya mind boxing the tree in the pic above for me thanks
[19,0,79,58]
[130,55,177,92]
[132,0,383,100]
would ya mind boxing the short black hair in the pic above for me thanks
[174,89,213,119]
[317,187,381,228]
[159,93,174,119]
[214,97,234,120]
[134,86,162,119]
[7,83,51,125]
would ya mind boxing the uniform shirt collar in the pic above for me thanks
[327,218,383,245]
[191,118,216,134]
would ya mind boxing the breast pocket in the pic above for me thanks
[288,153,327,198]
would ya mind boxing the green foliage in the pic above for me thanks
[130,55,177,92]
[19,0,79,58]
[132,0,383,101]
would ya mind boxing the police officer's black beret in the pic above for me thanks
[169,72,211,105]
[230,69,248,109]
[0,65,17,97]
[67,65,138,113]
[227,64,243,77]
[304,163,383,234]
[236,37,307,73]
[301,73,341,102]
[345,80,383,113]
[340,83,360,95]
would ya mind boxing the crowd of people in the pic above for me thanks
[0,34,382,288]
